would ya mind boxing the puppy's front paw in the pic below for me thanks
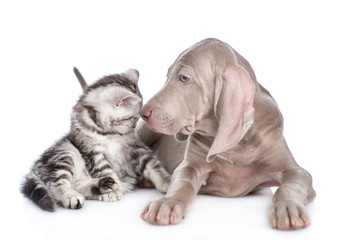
[268,201,310,230]
[140,197,186,225]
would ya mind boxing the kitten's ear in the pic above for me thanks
[123,69,139,84]
[114,91,141,108]
[73,67,88,91]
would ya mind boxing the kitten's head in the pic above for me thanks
[73,69,143,135]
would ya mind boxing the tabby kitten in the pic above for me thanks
[21,69,171,211]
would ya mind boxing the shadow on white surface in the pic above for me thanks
[5,187,318,240]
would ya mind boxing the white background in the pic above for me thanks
[1,0,336,239]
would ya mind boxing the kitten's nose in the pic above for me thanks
[140,106,153,121]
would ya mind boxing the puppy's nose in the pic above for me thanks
[140,106,153,121]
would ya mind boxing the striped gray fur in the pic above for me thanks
[21,69,171,211]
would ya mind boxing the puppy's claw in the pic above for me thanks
[170,214,176,224]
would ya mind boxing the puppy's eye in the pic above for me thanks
[179,75,190,82]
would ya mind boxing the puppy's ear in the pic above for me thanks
[206,65,255,162]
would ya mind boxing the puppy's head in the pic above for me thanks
[141,39,219,138]
[141,39,255,161]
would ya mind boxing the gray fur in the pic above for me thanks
[21,69,171,211]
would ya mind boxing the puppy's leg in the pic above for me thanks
[269,167,316,230]
[140,164,192,225]
[141,143,212,225]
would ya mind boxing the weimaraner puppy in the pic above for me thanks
[138,38,316,230]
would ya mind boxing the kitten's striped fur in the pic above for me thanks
[21,69,171,211]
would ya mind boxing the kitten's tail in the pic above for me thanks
[73,67,88,91]
[21,173,56,212]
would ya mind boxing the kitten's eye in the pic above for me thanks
[179,75,190,82]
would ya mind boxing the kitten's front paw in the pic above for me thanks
[99,177,123,201]
[157,182,170,193]
[61,191,85,209]
[154,175,171,193]
[92,177,117,195]
[99,177,116,193]
[98,188,123,202]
